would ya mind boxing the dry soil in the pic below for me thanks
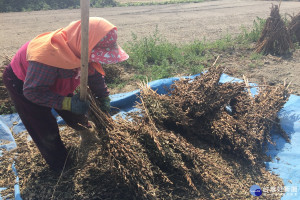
[1,0,300,95]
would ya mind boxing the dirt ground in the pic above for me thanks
[0,0,300,107]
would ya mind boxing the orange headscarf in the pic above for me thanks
[26,17,116,75]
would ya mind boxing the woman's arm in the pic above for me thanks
[23,61,65,109]
[88,70,110,98]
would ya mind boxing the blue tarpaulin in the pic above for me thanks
[0,74,299,199]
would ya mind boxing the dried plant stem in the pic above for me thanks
[50,147,73,200]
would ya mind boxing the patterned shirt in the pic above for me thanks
[23,61,109,110]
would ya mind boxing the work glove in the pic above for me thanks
[62,94,90,115]
[97,96,111,113]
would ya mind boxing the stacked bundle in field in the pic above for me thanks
[289,12,300,43]
[255,4,293,55]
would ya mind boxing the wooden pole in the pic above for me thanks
[80,0,90,101]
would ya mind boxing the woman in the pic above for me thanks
[2,17,129,171]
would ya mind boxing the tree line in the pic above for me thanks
[0,0,116,12]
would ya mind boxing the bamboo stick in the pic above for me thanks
[80,0,90,101]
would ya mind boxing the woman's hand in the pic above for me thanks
[62,94,90,115]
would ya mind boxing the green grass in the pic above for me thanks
[106,17,269,89]
[124,29,194,80]
[121,27,240,81]
[250,52,263,61]
[236,17,266,44]
[120,28,249,82]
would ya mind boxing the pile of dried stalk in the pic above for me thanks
[255,4,293,55]
[0,66,290,199]
[289,12,300,44]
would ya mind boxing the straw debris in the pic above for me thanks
[0,65,290,199]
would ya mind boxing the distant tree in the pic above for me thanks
[0,0,26,12]
[0,0,115,12]
[90,0,116,7]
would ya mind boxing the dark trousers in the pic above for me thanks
[2,64,87,171]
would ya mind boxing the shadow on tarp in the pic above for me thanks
[0,74,299,200]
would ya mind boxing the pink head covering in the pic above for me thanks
[90,28,129,64]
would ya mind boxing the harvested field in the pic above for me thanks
[1,0,300,108]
